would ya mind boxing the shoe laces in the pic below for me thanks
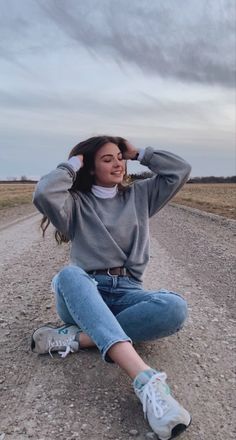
[48,336,76,358]
[142,372,169,419]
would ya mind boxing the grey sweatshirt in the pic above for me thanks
[33,147,191,280]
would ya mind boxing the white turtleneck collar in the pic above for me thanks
[91,184,118,199]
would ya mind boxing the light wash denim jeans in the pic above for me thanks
[52,265,188,362]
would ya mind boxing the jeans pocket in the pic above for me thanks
[125,276,142,287]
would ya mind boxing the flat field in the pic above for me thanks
[0,183,35,209]
[0,182,235,220]
[172,183,236,220]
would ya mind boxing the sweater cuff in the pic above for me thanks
[67,156,82,171]
[137,149,145,161]
[139,147,154,165]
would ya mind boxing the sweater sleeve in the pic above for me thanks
[135,147,191,217]
[33,162,79,239]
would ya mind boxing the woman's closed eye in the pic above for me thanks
[104,157,123,163]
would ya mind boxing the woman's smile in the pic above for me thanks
[111,170,123,175]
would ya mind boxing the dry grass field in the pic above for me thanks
[0,183,35,209]
[172,183,236,219]
[0,182,235,220]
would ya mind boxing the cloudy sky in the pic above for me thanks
[0,0,235,179]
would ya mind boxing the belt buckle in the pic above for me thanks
[107,267,127,276]
[107,268,118,277]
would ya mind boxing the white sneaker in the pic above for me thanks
[31,324,80,358]
[134,371,191,440]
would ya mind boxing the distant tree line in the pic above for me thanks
[128,173,236,183]
[187,176,236,183]
[127,172,154,182]
[0,176,37,184]
[1,174,235,184]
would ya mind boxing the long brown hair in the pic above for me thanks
[41,135,128,243]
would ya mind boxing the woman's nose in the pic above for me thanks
[113,158,121,166]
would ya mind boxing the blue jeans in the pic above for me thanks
[52,265,188,362]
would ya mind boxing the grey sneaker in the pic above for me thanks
[31,324,80,358]
[134,371,191,440]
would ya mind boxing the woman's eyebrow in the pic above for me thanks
[100,153,122,159]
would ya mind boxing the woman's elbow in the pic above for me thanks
[183,162,192,180]
[32,183,48,213]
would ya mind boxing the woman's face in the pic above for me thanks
[93,142,126,187]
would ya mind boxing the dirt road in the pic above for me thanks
[0,205,235,440]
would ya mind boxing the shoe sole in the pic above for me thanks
[156,418,192,440]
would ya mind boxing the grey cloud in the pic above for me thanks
[0,0,235,87]
[0,88,110,114]
[0,88,68,111]
[36,0,236,88]
[0,85,229,132]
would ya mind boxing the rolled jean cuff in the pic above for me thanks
[102,337,133,363]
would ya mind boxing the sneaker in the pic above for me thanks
[133,370,191,440]
[31,324,80,358]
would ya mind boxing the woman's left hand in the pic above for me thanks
[123,140,139,160]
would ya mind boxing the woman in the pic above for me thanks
[32,135,192,440]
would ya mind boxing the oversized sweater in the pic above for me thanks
[33,147,191,281]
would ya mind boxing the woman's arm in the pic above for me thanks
[33,155,83,238]
[132,146,191,217]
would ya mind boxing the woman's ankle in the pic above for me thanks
[107,341,151,379]
[76,332,96,348]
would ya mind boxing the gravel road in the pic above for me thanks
[0,205,235,440]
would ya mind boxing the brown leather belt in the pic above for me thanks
[88,267,132,277]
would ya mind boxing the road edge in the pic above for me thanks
[0,211,39,232]
[170,202,236,227]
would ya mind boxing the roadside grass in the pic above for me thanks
[0,183,35,209]
[0,182,235,220]
[172,183,236,219]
